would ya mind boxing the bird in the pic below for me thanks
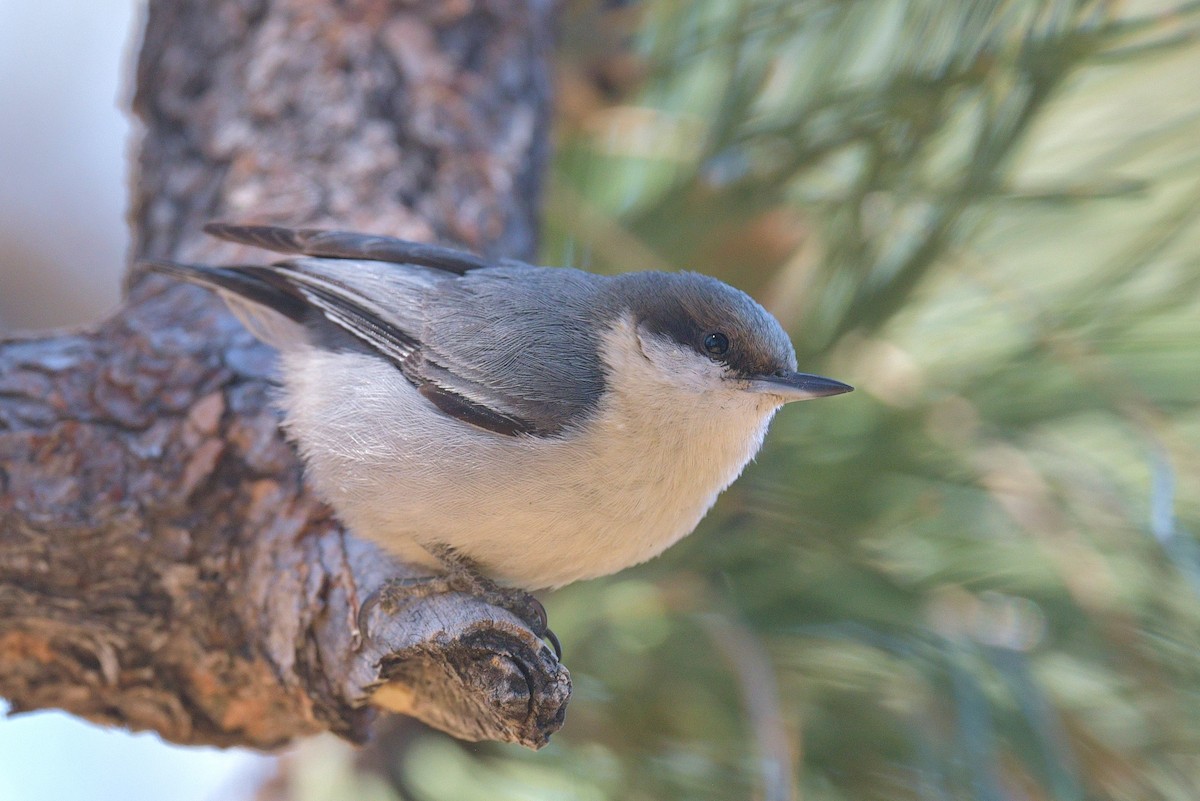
[144,223,852,648]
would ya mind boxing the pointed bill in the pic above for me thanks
[746,370,853,403]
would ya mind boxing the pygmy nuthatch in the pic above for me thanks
[146,224,851,632]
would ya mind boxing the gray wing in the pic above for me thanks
[267,259,611,437]
[146,226,610,437]
[417,265,610,436]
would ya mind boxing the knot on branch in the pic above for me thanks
[360,591,569,749]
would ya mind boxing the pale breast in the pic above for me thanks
[282,328,780,589]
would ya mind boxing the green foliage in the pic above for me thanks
[305,2,1200,798]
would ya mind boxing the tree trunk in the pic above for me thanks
[0,0,568,750]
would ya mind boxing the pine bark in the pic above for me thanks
[0,0,568,750]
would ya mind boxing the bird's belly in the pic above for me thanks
[360,444,715,588]
[374,462,705,587]
[357,411,772,589]
[287,350,776,590]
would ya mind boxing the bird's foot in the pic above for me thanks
[367,546,561,660]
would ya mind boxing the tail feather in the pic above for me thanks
[203,222,489,275]
[141,259,307,322]
[142,258,313,350]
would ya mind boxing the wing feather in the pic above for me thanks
[146,226,608,438]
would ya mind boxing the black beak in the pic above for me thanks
[747,370,854,403]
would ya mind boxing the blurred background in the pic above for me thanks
[0,1,274,799]
[3,0,1200,799]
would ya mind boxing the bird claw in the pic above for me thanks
[361,565,562,661]
[520,595,562,661]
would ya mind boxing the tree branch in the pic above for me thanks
[0,0,568,749]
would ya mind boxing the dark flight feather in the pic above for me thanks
[140,259,308,322]
[203,223,491,275]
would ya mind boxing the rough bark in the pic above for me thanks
[0,0,568,750]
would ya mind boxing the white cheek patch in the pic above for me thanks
[634,325,729,394]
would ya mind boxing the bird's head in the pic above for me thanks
[608,271,853,408]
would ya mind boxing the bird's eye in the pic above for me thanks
[703,332,729,357]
